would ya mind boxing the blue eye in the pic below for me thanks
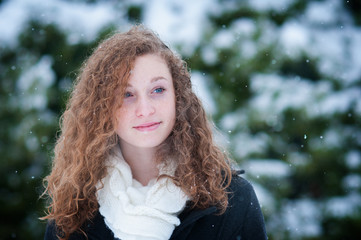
[154,87,165,93]
[124,92,133,98]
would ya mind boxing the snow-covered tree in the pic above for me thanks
[188,0,361,239]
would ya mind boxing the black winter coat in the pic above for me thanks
[44,175,267,240]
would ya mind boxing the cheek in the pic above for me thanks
[168,100,176,124]
[115,108,128,128]
[171,102,176,119]
[170,93,176,118]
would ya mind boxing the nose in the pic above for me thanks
[135,96,155,117]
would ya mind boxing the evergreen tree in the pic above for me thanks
[187,0,361,239]
[0,1,119,238]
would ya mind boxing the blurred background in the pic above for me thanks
[1,0,360,239]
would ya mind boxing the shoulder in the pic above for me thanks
[44,212,114,240]
[227,174,257,210]
[229,174,254,197]
[172,175,267,240]
[224,174,267,239]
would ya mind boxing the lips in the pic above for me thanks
[133,122,161,132]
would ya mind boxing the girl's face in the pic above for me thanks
[115,54,176,150]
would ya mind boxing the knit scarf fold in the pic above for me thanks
[96,146,188,240]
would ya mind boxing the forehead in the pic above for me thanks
[127,54,172,83]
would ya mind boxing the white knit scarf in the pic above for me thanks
[96,146,188,240]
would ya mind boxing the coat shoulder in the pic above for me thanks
[228,174,257,209]
[171,175,267,240]
[44,212,114,240]
[224,174,267,239]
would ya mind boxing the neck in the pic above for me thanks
[119,142,159,186]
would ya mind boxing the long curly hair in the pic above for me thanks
[42,25,232,239]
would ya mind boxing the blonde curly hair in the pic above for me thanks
[42,25,232,239]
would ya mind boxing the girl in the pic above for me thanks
[42,25,267,240]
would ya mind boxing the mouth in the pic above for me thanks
[133,122,161,132]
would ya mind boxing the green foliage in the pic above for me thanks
[127,5,143,23]
[344,0,361,26]
[279,55,321,82]
[322,210,361,240]
[191,0,361,239]
[0,18,106,240]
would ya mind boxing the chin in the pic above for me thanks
[134,139,165,149]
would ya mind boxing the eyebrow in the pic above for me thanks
[127,76,169,87]
[151,76,168,83]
